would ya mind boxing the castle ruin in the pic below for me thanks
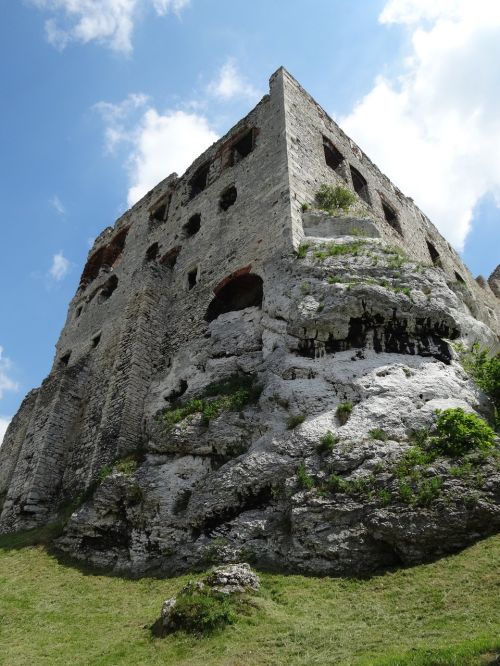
[0,68,498,576]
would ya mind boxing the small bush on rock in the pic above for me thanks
[455,343,500,418]
[369,428,388,441]
[287,414,306,429]
[336,402,353,425]
[297,463,314,490]
[166,587,236,636]
[432,408,496,457]
[317,430,337,453]
[315,184,356,215]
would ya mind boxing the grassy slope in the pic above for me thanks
[0,533,499,666]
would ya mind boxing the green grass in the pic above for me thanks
[0,535,499,665]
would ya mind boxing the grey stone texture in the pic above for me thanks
[0,68,499,577]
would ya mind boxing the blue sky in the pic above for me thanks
[1,0,499,441]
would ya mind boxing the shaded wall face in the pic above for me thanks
[281,70,499,332]
[0,72,294,530]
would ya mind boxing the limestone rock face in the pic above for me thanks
[56,236,500,576]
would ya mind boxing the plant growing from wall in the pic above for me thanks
[336,402,353,425]
[315,184,356,215]
[455,343,500,423]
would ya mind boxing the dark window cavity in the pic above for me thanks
[426,240,441,265]
[220,185,237,211]
[92,333,101,348]
[183,213,201,237]
[232,129,255,164]
[349,166,370,204]
[79,226,129,287]
[454,271,465,284]
[60,351,71,366]
[205,273,263,322]
[381,198,402,235]
[149,194,170,224]
[145,242,159,262]
[160,246,181,269]
[189,163,210,199]
[75,305,83,319]
[187,267,198,290]
[323,137,344,173]
[99,274,118,302]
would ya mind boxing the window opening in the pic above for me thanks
[184,213,201,237]
[381,199,402,235]
[188,267,198,290]
[232,129,254,164]
[426,240,441,265]
[205,273,263,322]
[454,271,465,284]
[99,274,118,302]
[146,242,159,262]
[75,305,83,319]
[323,137,344,173]
[219,185,237,211]
[189,163,210,199]
[92,333,101,348]
[349,165,370,204]
[160,246,181,269]
[60,351,71,366]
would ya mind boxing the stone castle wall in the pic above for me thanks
[0,70,293,530]
[280,68,499,331]
[0,67,498,534]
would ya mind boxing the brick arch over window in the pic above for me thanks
[205,269,263,322]
[80,226,130,287]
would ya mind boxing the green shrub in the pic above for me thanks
[297,243,310,259]
[115,455,139,475]
[336,402,353,425]
[297,463,314,490]
[456,343,500,414]
[369,428,388,441]
[97,464,113,481]
[160,375,262,429]
[326,473,374,496]
[415,477,442,506]
[317,430,337,453]
[432,408,496,457]
[314,241,365,261]
[377,488,392,506]
[287,414,306,429]
[167,587,236,636]
[300,282,311,294]
[315,184,356,214]
[301,202,310,212]
[398,480,414,503]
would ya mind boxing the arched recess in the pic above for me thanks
[205,272,263,322]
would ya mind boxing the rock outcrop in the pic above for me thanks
[56,234,500,576]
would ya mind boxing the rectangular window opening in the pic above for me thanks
[92,333,101,348]
[349,165,370,204]
[381,199,402,235]
[60,351,71,366]
[323,137,344,173]
[232,129,255,164]
[189,163,210,199]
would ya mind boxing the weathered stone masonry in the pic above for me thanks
[0,67,498,546]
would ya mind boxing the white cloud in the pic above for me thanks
[340,0,500,250]
[30,0,190,53]
[208,59,260,101]
[50,195,66,215]
[95,95,218,206]
[0,347,19,401]
[0,417,11,447]
[49,251,70,280]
